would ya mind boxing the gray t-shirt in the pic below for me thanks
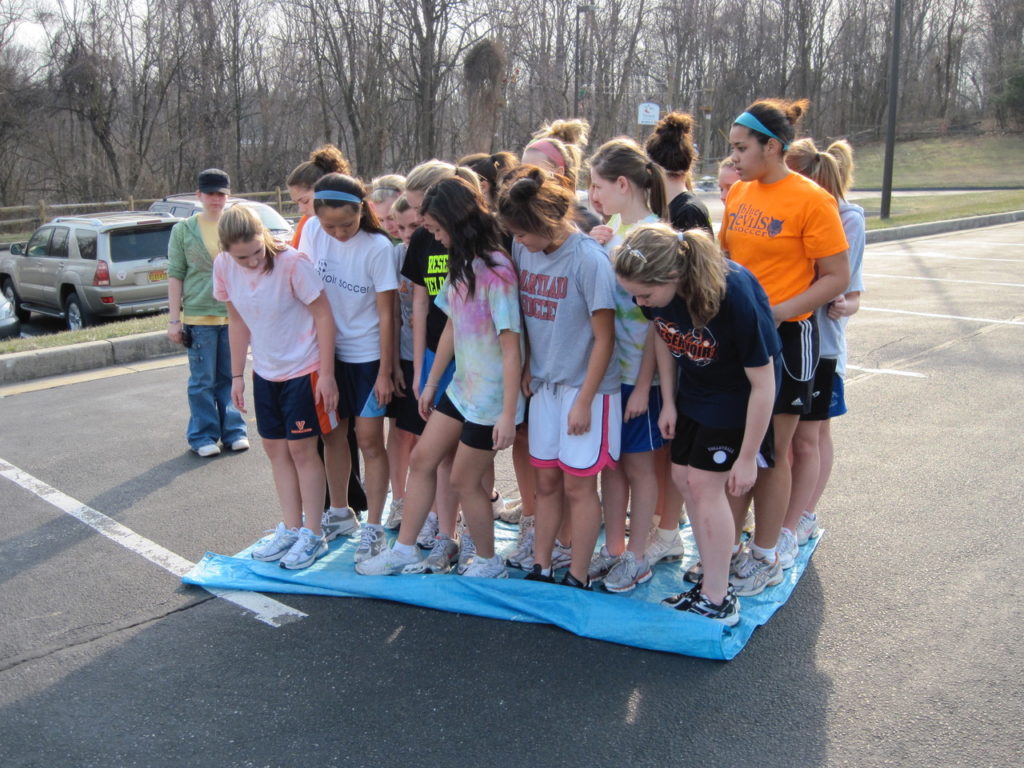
[816,200,865,374]
[512,231,619,394]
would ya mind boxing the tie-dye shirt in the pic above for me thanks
[606,213,660,386]
[433,251,526,426]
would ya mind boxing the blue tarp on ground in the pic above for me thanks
[183,521,821,660]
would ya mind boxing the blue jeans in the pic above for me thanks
[185,324,247,450]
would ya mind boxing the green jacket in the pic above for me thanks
[167,215,227,317]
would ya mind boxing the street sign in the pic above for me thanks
[637,102,660,125]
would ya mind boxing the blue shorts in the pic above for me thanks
[335,359,387,419]
[419,348,456,408]
[828,373,847,418]
[620,383,665,453]
[253,371,338,440]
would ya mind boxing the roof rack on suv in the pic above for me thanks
[52,211,179,227]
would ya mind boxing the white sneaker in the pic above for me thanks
[195,444,220,457]
[251,523,298,562]
[498,498,523,524]
[778,528,799,570]
[685,547,746,584]
[322,506,359,541]
[416,511,439,549]
[644,529,685,565]
[402,534,458,574]
[279,527,327,570]
[796,512,822,545]
[383,497,405,530]
[229,438,250,451]
[462,553,509,578]
[730,552,783,596]
[551,540,572,570]
[355,545,420,575]
[354,524,386,563]
[505,515,535,570]
[603,551,652,593]
[457,528,477,575]
[587,546,619,583]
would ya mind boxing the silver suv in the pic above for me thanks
[149,195,294,239]
[0,211,178,330]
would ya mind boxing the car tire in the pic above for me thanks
[2,278,30,323]
[64,292,94,331]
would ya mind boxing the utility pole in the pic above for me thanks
[881,0,903,219]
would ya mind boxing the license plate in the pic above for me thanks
[149,269,167,282]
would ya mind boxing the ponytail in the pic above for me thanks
[786,138,846,201]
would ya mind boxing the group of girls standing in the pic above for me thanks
[208,99,863,627]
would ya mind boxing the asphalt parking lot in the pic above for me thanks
[1,223,1021,767]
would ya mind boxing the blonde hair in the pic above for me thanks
[405,160,481,195]
[614,222,726,327]
[786,138,846,201]
[527,118,591,187]
[218,204,282,274]
[392,194,412,214]
[825,139,855,194]
[369,174,406,203]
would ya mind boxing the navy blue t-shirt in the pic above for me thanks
[640,262,781,429]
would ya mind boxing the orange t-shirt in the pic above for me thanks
[291,215,309,249]
[720,173,848,322]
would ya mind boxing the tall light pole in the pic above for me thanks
[881,0,903,219]
[574,4,596,118]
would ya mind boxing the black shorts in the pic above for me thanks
[391,359,426,435]
[670,412,775,472]
[253,371,337,440]
[434,392,496,451]
[801,357,838,422]
[774,317,819,415]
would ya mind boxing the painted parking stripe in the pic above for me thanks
[858,307,1024,326]
[846,365,926,378]
[866,251,1024,264]
[0,458,307,627]
[863,273,1024,289]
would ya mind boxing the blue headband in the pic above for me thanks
[314,190,363,204]
[734,111,790,150]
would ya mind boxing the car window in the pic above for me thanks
[243,204,291,234]
[108,226,174,263]
[76,229,98,260]
[49,227,69,259]
[26,228,52,257]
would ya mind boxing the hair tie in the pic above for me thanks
[626,247,648,265]
[314,190,362,203]
[677,231,686,244]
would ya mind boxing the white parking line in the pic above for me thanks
[863,273,1024,289]
[846,365,927,378]
[867,251,1024,264]
[858,307,1024,326]
[0,458,307,628]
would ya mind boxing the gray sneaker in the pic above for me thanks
[644,528,685,565]
[603,551,652,593]
[354,524,386,564]
[383,497,404,531]
[322,506,359,541]
[778,528,799,570]
[355,545,420,575]
[505,515,535,570]
[551,540,572,570]
[251,523,298,562]
[796,512,821,545]
[416,511,439,549]
[685,547,746,584]
[279,527,327,570]
[402,534,458,574]
[457,529,477,575]
[587,546,620,582]
[462,553,509,578]
[730,552,783,596]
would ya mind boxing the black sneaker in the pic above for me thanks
[661,582,702,609]
[524,564,555,583]
[559,571,591,590]
[676,586,740,626]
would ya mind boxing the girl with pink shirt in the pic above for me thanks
[213,205,340,570]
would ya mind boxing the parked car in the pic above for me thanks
[149,195,294,239]
[0,292,20,339]
[0,211,178,330]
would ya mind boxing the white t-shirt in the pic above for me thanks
[212,247,323,381]
[298,220,398,363]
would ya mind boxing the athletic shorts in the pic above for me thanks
[334,359,387,420]
[528,384,621,477]
[828,372,848,418]
[391,359,425,435]
[620,383,665,453]
[253,370,338,440]
[434,392,498,451]
[775,317,819,416]
[801,357,838,422]
[419,348,457,407]
[670,412,775,472]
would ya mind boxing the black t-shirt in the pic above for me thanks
[669,191,713,237]
[640,262,781,429]
[401,227,449,351]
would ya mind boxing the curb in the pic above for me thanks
[865,209,1024,243]
[0,331,183,385]
[2,212,1022,386]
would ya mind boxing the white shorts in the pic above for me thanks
[528,384,621,477]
